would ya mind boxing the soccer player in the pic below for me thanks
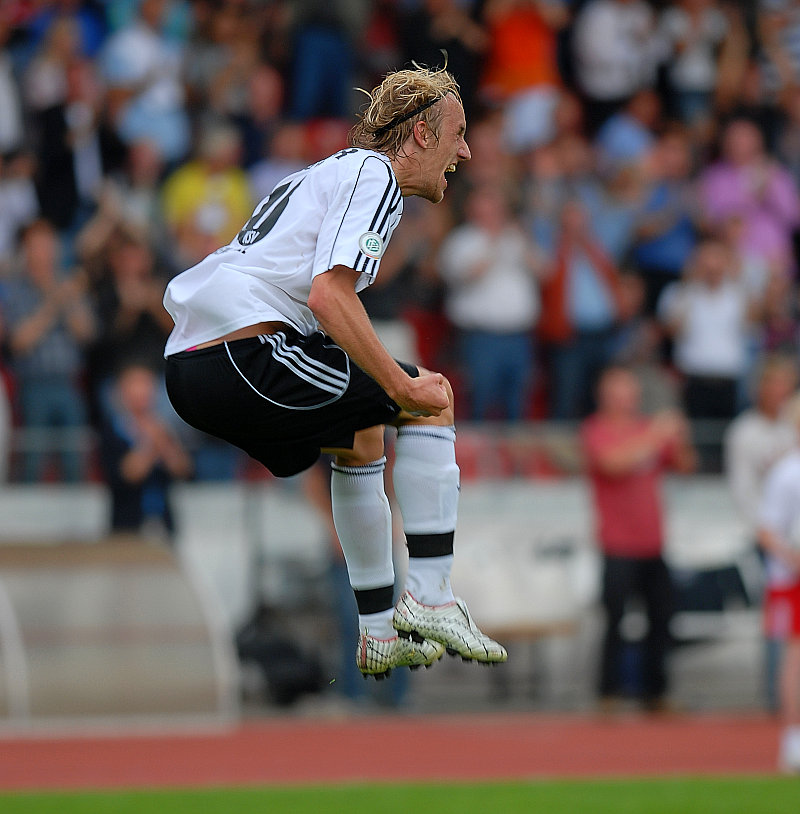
[162,65,507,677]
[757,398,800,773]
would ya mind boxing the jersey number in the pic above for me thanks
[236,180,301,247]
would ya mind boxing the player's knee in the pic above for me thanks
[332,424,385,466]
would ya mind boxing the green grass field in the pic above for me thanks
[2,778,798,814]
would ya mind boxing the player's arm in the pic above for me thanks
[757,526,800,572]
[308,266,448,417]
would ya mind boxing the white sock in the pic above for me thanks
[330,456,394,597]
[357,608,395,640]
[393,425,459,606]
[404,554,455,606]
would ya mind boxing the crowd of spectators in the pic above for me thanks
[1,0,800,496]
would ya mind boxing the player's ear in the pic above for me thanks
[412,119,431,149]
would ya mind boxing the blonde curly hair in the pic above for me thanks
[349,64,462,157]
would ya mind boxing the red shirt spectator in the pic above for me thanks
[582,368,696,557]
[582,365,696,709]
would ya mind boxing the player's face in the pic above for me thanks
[416,95,470,203]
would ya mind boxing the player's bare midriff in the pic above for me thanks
[190,321,290,350]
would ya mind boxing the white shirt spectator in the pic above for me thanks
[725,410,797,530]
[100,18,189,161]
[573,0,663,100]
[758,449,800,587]
[658,278,749,377]
[659,3,728,93]
[439,226,541,333]
[101,20,184,113]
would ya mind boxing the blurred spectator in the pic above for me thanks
[32,56,127,233]
[100,363,192,539]
[756,398,800,772]
[0,9,24,155]
[571,0,663,133]
[525,133,599,249]
[584,163,644,264]
[100,0,190,163]
[439,184,545,421]
[86,232,174,421]
[24,0,107,60]
[3,219,95,481]
[22,15,78,113]
[582,365,696,712]
[248,121,307,204]
[480,0,568,152]
[162,123,253,252]
[658,237,756,419]
[658,0,746,128]
[758,272,800,357]
[699,118,800,269]
[184,0,259,124]
[287,0,363,120]
[609,272,679,413]
[595,89,660,175]
[76,138,168,261]
[633,127,698,315]
[0,151,39,273]
[759,0,800,101]
[538,200,622,419]
[235,62,285,169]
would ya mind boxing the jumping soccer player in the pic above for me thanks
[163,65,507,677]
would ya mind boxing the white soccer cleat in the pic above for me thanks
[356,631,445,678]
[393,591,508,663]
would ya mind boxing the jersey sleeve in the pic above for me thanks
[313,154,402,289]
[758,462,793,538]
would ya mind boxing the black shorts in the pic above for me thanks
[165,328,418,477]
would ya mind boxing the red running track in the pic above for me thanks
[0,714,781,791]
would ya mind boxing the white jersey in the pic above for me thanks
[164,148,403,355]
[758,449,800,588]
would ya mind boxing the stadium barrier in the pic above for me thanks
[0,488,239,728]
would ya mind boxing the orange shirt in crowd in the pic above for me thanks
[481,5,561,100]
